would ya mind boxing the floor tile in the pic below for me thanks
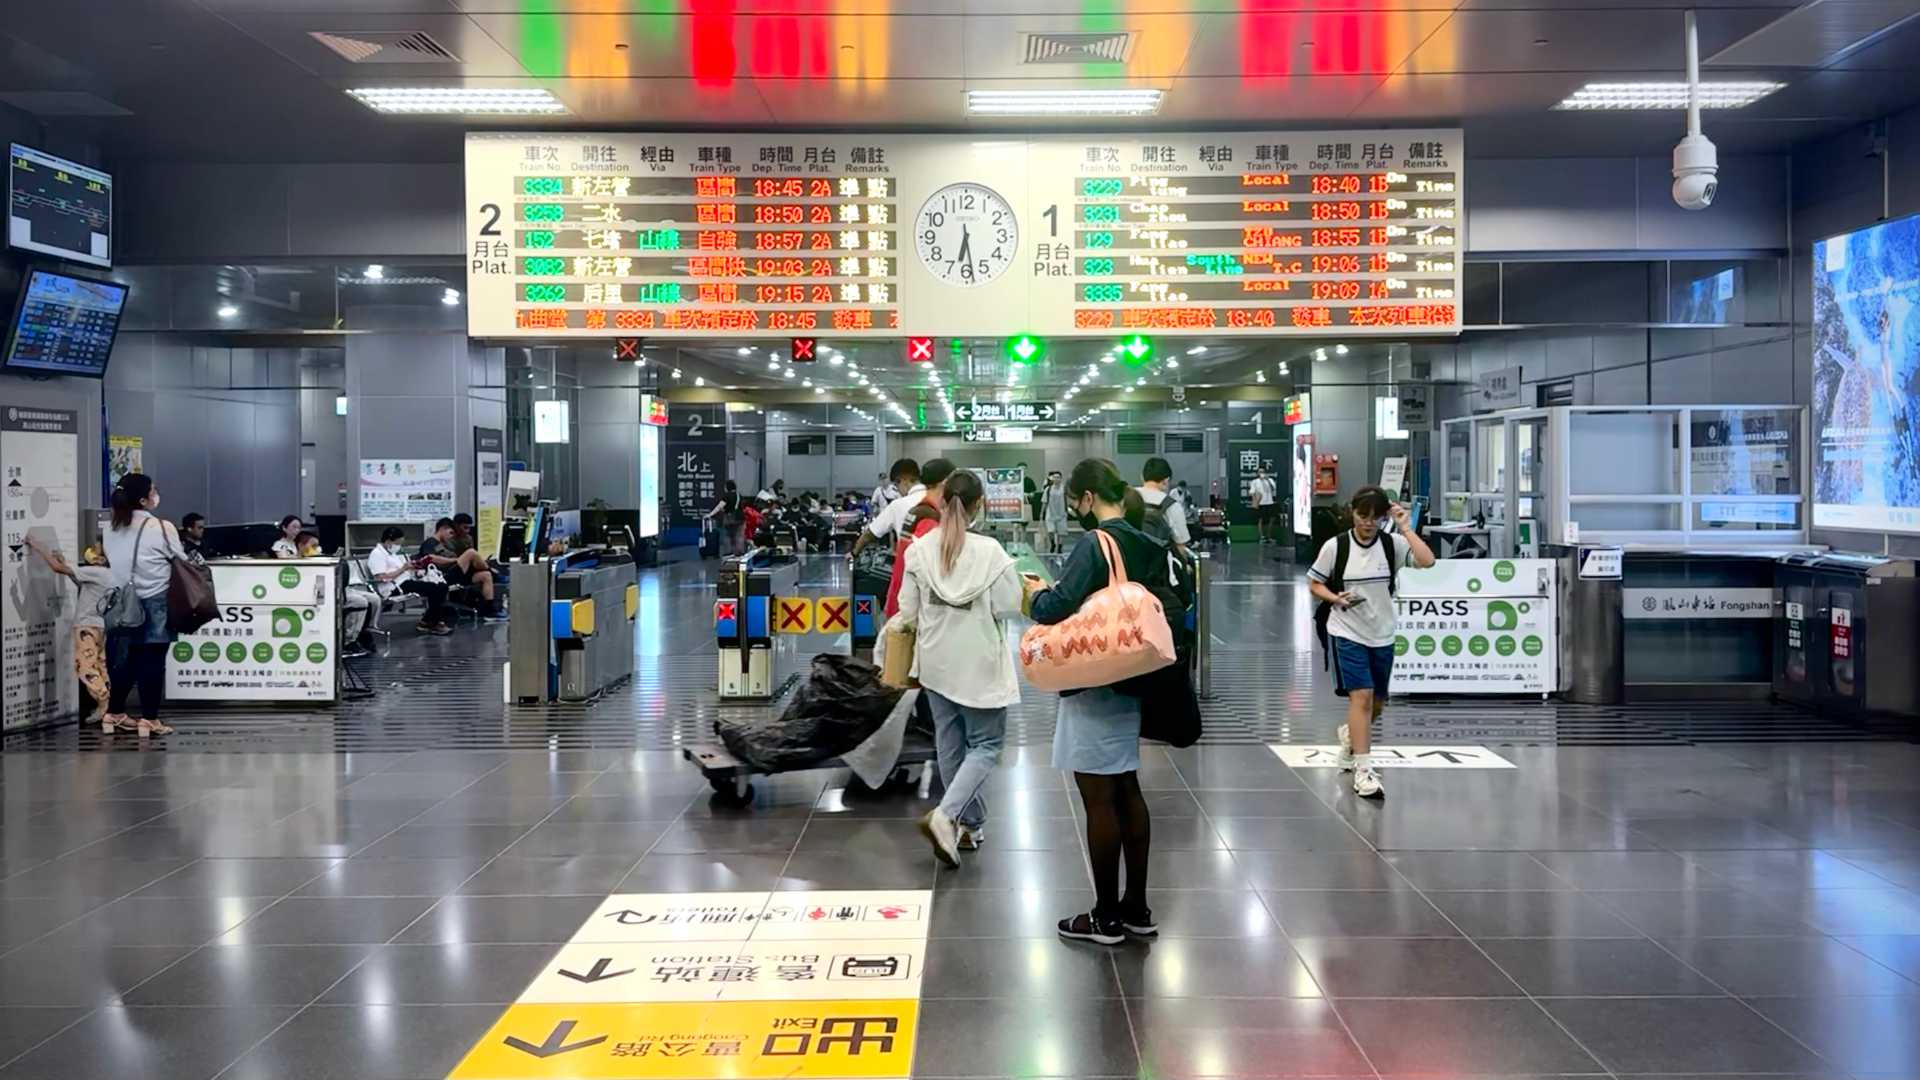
[1133,816,1229,851]
[319,943,558,1004]
[291,857,489,898]
[0,1009,87,1066]
[126,858,340,899]
[1337,998,1603,1076]
[648,818,807,855]
[0,1005,294,1080]
[616,852,790,892]
[1132,889,1284,938]
[502,821,665,857]
[1132,997,1373,1078]
[1593,889,1819,937]
[543,792,700,823]
[217,896,440,945]
[1476,938,1725,996]
[1293,936,1524,997]
[1231,851,1404,891]
[455,855,640,896]
[922,934,1123,998]
[1384,851,1571,891]
[394,895,600,944]
[1425,890,1642,938]
[0,857,196,900]
[1542,996,1833,1075]
[1112,935,1322,997]
[1743,995,1920,1077]
[1261,889,1459,937]
[0,899,97,949]
[1677,849,1899,890]
[926,888,1095,938]
[928,849,1090,891]
[910,997,1139,1076]
[349,824,532,859]
[1141,849,1252,891]
[1192,789,1336,818]
[1836,935,1920,982]
[36,895,275,948]
[788,851,937,890]
[121,943,376,1005]
[216,1004,503,1080]
[1743,886,1920,936]
[1532,850,1723,890]
[1664,936,1919,996]
[1209,817,1369,851]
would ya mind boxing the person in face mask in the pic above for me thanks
[367,526,453,636]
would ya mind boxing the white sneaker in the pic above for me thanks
[1352,765,1384,799]
[958,825,986,851]
[920,809,961,867]
[1336,723,1354,772]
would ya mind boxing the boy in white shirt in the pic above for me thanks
[1306,486,1436,798]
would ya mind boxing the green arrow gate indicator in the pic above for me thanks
[1119,334,1154,365]
[1005,334,1043,364]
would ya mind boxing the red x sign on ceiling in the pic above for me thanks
[790,337,817,362]
[906,336,934,363]
[613,338,641,360]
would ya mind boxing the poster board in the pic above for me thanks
[358,459,455,523]
[1,406,80,731]
[1292,427,1314,536]
[981,467,1026,522]
[638,423,662,538]
[166,559,338,702]
[474,428,505,560]
[1391,558,1557,694]
[107,434,142,491]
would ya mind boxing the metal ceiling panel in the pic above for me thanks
[1796,3,1920,66]
[1401,7,1788,73]
[1174,9,1452,79]
[756,78,962,123]
[1350,71,1591,119]
[213,9,533,78]
[1155,74,1384,121]
[1708,0,1920,67]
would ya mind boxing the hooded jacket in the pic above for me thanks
[895,527,1025,708]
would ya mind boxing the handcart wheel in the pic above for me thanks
[708,776,755,806]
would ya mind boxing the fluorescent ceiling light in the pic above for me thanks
[694,376,705,387]
[1186,345,1207,355]
[737,347,752,355]
[1553,81,1784,110]
[965,88,1164,116]
[216,304,238,319]
[347,87,569,115]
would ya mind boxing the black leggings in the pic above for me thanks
[1073,771,1152,917]
[401,579,451,624]
[107,640,169,721]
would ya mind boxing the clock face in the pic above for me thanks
[914,182,1017,287]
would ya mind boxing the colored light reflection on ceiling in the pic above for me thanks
[834,0,890,83]
[691,0,737,87]
[520,0,565,78]
[1240,5,1431,81]
[750,1,833,80]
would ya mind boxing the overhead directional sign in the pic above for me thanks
[954,400,1056,424]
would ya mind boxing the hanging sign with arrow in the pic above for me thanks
[953,400,1056,425]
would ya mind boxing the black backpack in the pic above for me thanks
[1313,531,1397,688]
[722,494,744,527]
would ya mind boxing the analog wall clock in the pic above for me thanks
[914,182,1017,287]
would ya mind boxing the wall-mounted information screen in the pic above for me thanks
[8,144,112,268]
[465,131,1462,340]
[1812,212,1920,534]
[2,269,127,379]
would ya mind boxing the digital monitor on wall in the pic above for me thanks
[1812,212,1920,533]
[8,144,112,268]
[1,268,128,379]
[1292,425,1314,537]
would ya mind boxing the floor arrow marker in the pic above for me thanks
[504,1019,606,1059]
[559,957,633,983]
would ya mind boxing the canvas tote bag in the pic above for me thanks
[1018,529,1176,693]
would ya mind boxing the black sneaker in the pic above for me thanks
[1119,905,1158,937]
[1057,911,1125,946]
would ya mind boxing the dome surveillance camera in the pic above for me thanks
[1672,131,1718,211]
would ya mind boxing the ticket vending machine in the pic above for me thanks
[715,555,774,699]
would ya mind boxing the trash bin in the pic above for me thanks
[1550,543,1624,704]
[1773,553,1919,716]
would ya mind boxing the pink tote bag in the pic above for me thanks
[1019,529,1176,692]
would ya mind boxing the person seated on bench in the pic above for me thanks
[297,532,375,656]
[419,517,503,620]
[368,526,452,636]
[270,515,304,558]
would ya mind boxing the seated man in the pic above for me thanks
[179,513,209,565]
[420,517,503,620]
[297,532,376,656]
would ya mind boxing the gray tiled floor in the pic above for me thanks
[0,552,1917,1078]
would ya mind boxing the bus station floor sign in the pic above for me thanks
[1271,744,1516,769]
[447,890,931,1079]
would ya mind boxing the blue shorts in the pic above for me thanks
[1332,637,1394,695]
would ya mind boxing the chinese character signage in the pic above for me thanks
[667,407,727,530]
[466,130,1464,340]
[358,459,455,523]
[1389,558,1558,694]
[165,561,339,702]
[1,406,80,731]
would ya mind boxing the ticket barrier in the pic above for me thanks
[714,552,881,700]
[509,551,638,703]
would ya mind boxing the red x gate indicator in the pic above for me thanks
[906,336,934,363]
[714,600,737,621]
[613,337,642,361]
[856,598,874,616]
[817,598,851,632]
[790,337,817,362]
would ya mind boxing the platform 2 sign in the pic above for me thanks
[465,130,1464,340]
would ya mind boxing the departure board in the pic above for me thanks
[465,131,1463,339]
[7,144,112,268]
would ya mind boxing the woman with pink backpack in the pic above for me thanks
[1027,458,1178,946]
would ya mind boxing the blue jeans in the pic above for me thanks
[927,689,1006,830]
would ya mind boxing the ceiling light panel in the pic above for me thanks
[965,88,1164,116]
[1553,81,1785,110]
[346,87,568,115]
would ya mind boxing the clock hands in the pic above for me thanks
[956,225,973,278]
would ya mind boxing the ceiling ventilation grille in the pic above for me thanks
[1022,31,1135,65]
[310,30,459,64]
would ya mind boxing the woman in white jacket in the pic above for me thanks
[896,469,1026,867]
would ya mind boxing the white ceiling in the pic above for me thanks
[2,1,1918,163]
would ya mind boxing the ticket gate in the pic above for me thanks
[714,551,879,700]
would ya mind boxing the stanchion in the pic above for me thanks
[1193,550,1214,701]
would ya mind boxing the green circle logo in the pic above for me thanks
[1393,635,1409,656]
[1493,560,1516,582]
[279,643,302,663]
[1522,634,1544,656]
[198,642,221,662]
[1519,601,1531,615]
[1467,578,1483,593]
[278,567,301,589]
[300,608,315,621]
[225,642,247,664]
[1414,635,1437,656]
[251,584,267,600]
[1468,635,1490,656]
[1441,635,1463,656]
[306,643,329,663]
[1495,636,1517,656]
[172,642,193,662]
[1488,601,1519,632]
[253,642,274,663]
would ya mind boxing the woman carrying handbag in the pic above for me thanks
[101,473,186,737]
[1027,458,1180,946]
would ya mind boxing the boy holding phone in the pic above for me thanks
[1306,486,1436,798]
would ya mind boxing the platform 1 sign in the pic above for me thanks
[1273,744,1516,769]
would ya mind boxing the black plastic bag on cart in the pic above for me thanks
[718,654,904,772]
